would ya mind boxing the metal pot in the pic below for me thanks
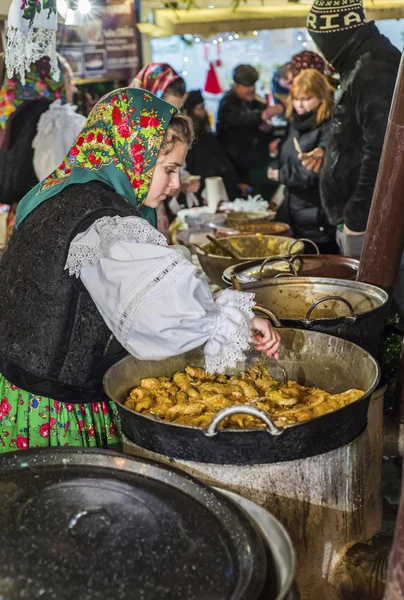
[232,277,389,356]
[225,212,270,227]
[219,221,291,237]
[223,254,360,286]
[218,488,297,600]
[103,328,380,465]
[195,235,305,288]
[0,448,281,600]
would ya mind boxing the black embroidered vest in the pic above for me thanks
[0,181,137,403]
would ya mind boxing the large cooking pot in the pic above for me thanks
[233,277,389,356]
[223,254,359,286]
[104,328,380,465]
[218,221,291,237]
[0,448,296,600]
[195,235,304,288]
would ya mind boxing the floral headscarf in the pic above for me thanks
[289,51,325,80]
[130,63,180,98]
[0,57,66,150]
[15,87,177,228]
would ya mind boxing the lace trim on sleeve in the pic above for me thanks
[205,291,255,374]
[65,215,168,277]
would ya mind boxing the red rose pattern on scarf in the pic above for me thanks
[39,90,176,204]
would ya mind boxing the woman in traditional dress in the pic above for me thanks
[0,87,280,453]
[130,63,186,109]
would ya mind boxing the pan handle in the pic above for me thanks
[274,272,296,279]
[253,305,282,328]
[304,295,357,325]
[289,254,304,271]
[258,256,298,281]
[290,238,320,255]
[204,405,283,438]
[231,274,242,291]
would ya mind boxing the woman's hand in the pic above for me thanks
[267,168,279,181]
[182,178,201,194]
[298,147,324,173]
[251,317,280,360]
[236,183,251,197]
[269,138,281,156]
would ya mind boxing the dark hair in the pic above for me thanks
[160,112,194,154]
[164,77,186,99]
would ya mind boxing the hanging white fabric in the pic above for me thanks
[32,100,86,182]
[6,0,59,84]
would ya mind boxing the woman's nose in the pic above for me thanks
[169,172,180,188]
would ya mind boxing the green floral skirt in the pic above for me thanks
[0,374,122,453]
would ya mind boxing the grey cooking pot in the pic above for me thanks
[231,277,389,356]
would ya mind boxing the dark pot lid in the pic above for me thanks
[0,448,267,600]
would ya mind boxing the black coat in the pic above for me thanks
[0,100,50,204]
[274,113,335,244]
[320,22,400,232]
[185,128,239,203]
[216,89,272,183]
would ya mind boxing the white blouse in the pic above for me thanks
[66,215,255,373]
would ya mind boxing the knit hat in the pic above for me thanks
[289,51,325,79]
[307,0,366,64]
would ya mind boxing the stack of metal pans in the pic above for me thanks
[0,448,296,600]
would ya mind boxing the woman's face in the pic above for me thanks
[144,141,188,208]
[293,94,321,115]
[192,102,207,119]
[163,92,185,109]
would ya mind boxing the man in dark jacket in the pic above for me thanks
[306,0,400,257]
[216,64,282,198]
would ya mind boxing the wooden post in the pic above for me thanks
[357,52,404,289]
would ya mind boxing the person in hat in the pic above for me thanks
[130,63,186,109]
[302,0,400,257]
[0,87,280,453]
[216,64,283,198]
[130,63,190,233]
[287,51,325,85]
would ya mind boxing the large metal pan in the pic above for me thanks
[104,328,380,465]
[218,221,291,237]
[0,449,273,600]
[195,234,304,288]
[223,254,359,286]
[232,277,389,356]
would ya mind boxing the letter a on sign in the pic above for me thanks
[319,14,339,29]
[344,11,362,26]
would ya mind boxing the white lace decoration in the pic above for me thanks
[6,27,59,84]
[65,216,168,277]
[204,290,255,374]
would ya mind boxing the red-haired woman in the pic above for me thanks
[268,69,337,253]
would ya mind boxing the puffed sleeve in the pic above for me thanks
[65,215,255,373]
